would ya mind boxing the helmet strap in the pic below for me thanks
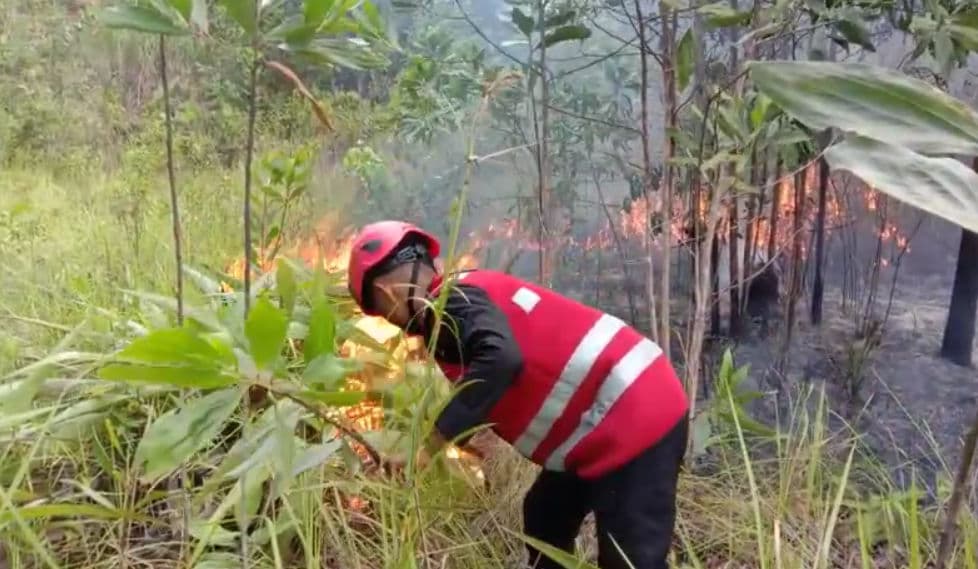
[406,259,423,328]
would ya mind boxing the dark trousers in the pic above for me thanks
[523,415,688,569]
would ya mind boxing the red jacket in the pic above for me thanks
[427,269,689,479]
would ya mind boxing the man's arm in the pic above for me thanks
[429,285,524,447]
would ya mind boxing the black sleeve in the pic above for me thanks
[428,285,524,445]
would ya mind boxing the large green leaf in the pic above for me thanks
[511,7,534,36]
[304,299,336,364]
[833,19,875,52]
[99,363,238,388]
[540,24,591,49]
[749,60,978,156]
[218,0,257,34]
[698,1,752,28]
[245,296,288,371]
[99,327,238,388]
[291,439,342,476]
[276,260,297,318]
[135,388,243,481]
[286,37,388,70]
[101,3,189,35]
[304,0,336,24]
[112,327,234,366]
[825,136,978,233]
[303,353,362,388]
[298,389,371,407]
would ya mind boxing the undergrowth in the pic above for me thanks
[1,165,976,569]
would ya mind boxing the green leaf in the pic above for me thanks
[101,4,189,35]
[304,0,335,25]
[47,396,129,440]
[0,503,147,525]
[544,10,575,28]
[218,0,256,34]
[99,363,237,388]
[949,23,978,51]
[287,38,388,70]
[170,0,192,20]
[135,388,242,481]
[276,260,297,319]
[298,389,371,407]
[676,28,695,92]
[511,7,534,36]
[833,19,875,52]
[99,327,238,388]
[245,296,288,371]
[304,299,336,364]
[698,1,752,28]
[362,0,383,33]
[749,60,978,156]
[291,439,342,476]
[825,136,978,233]
[207,400,301,487]
[507,530,600,569]
[540,24,591,49]
[114,327,231,366]
[302,354,362,388]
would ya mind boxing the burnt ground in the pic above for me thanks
[732,284,977,491]
[726,210,978,494]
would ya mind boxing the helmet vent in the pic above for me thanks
[361,239,383,253]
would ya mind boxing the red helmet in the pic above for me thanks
[347,221,441,314]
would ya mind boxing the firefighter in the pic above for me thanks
[347,220,690,569]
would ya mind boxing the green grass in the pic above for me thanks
[0,164,976,569]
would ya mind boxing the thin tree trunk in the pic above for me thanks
[810,150,829,325]
[742,146,759,297]
[536,0,553,287]
[940,227,978,366]
[711,237,721,335]
[767,154,783,261]
[658,0,677,357]
[935,406,978,569]
[634,0,659,342]
[159,35,183,325]
[594,169,638,325]
[243,55,260,315]
[779,166,807,371]
[728,195,743,336]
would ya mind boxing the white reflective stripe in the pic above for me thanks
[544,338,663,471]
[512,287,541,313]
[513,314,626,457]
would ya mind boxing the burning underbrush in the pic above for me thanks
[219,219,487,487]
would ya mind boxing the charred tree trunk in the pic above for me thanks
[810,151,829,325]
[711,237,721,335]
[658,1,678,358]
[767,154,783,261]
[535,0,553,287]
[742,146,760,299]
[940,228,978,367]
[634,0,659,343]
[728,197,744,337]
[779,166,807,371]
